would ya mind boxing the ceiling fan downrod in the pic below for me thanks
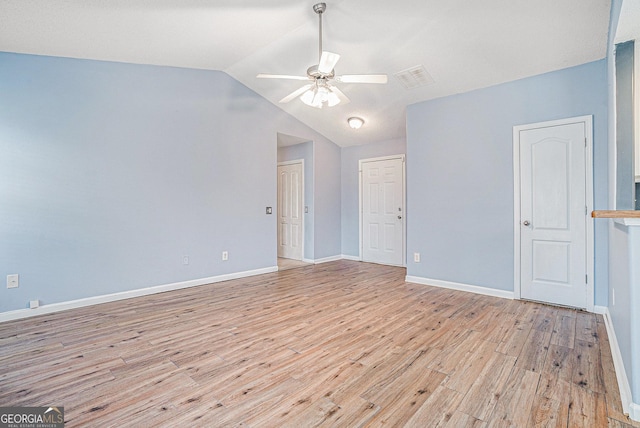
[313,3,326,63]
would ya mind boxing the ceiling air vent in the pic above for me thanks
[393,65,434,89]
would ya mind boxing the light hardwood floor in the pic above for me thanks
[1,261,638,427]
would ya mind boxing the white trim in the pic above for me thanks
[631,403,640,422]
[593,305,608,315]
[302,258,315,264]
[341,254,361,261]
[0,266,278,323]
[600,306,636,419]
[614,218,640,227]
[277,159,304,166]
[405,276,515,300]
[359,154,406,266]
[277,159,305,261]
[635,40,640,183]
[313,255,343,264]
[513,115,595,311]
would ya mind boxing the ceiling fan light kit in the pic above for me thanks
[257,2,387,109]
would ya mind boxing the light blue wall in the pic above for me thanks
[313,138,342,259]
[0,52,341,313]
[406,60,608,298]
[340,138,406,258]
[277,141,314,260]
[609,222,635,399]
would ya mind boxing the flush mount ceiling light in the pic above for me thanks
[348,117,364,129]
[257,3,387,108]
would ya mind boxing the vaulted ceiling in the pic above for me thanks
[0,0,612,147]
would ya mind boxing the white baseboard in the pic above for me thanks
[600,306,637,420]
[405,276,515,300]
[631,403,640,422]
[313,255,343,264]
[341,254,361,262]
[593,305,607,315]
[0,266,278,323]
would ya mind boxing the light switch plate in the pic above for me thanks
[7,274,19,289]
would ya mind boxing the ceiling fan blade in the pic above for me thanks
[318,51,341,74]
[257,73,310,81]
[328,85,350,105]
[336,74,388,84]
[279,84,314,103]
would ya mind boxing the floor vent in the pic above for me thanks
[393,65,434,89]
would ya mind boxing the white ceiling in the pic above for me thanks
[0,0,612,147]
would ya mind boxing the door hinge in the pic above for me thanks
[585,206,587,215]
[585,274,588,284]
[585,137,587,147]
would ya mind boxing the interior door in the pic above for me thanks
[277,162,303,260]
[519,122,587,308]
[361,156,404,266]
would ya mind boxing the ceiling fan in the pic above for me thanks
[257,2,387,108]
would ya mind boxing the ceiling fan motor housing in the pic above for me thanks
[307,65,334,79]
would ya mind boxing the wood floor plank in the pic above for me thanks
[528,394,570,428]
[445,411,488,428]
[403,385,465,427]
[573,338,606,394]
[575,312,599,343]
[537,344,575,401]
[362,359,446,426]
[0,260,630,427]
[551,314,577,349]
[568,386,608,427]
[441,339,498,393]
[457,351,518,421]
[515,328,552,373]
[487,368,540,427]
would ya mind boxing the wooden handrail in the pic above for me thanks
[591,210,640,218]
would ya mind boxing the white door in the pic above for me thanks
[361,156,404,266]
[518,121,588,309]
[277,162,303,260]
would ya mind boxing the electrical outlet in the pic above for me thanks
[183,256,189,265]
[266,207,272,215]
[30,300,40,309]
[222,251,229,261]
[413,253,421,263]
[7,274,19,289]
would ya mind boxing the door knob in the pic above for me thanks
[398,216,402,220]
[522,220,530,226]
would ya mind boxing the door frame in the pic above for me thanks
[359,154,406,266]
[512,115,594,311]
[277,159,305,261]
